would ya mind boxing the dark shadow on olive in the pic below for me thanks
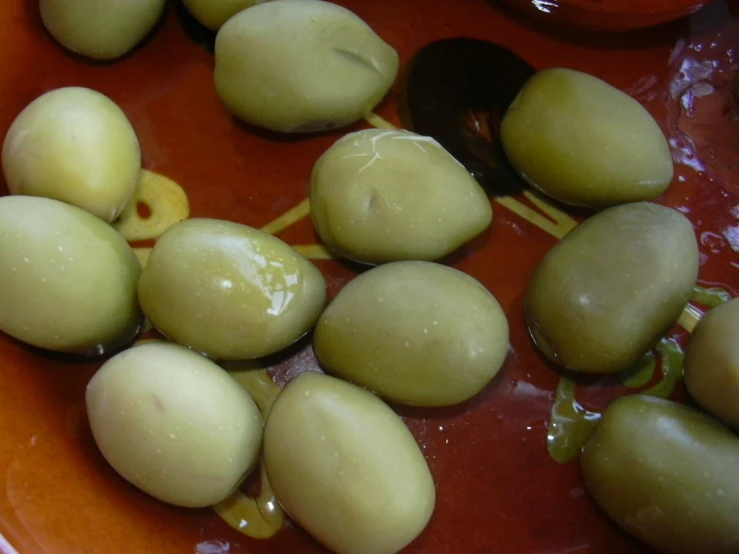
[260,332,316,370]
[435,226,492,267]
[331,255,375,275]
[229,114,366,144]
[24,343,103,366]
[489,0,688,50]
[399,37,535,198]
[173,0,216,53]
[547,364,605,387]
[390,366,510,420]
[288,518,334,552]
[19,326,148,365]
[539,195,597,220]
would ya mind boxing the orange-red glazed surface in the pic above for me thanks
[1,0,738,553]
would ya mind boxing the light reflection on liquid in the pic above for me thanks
[213,363,285,539]
[546,285,732,464]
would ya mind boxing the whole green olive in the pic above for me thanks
[0,195,142,355]
[684,297,739,429]
[39,0,166,60]
[2,87,141,222]
[525,202,698,374]
[581,394,739,554]
[214,0,399,133]
[138,218,327,360]
[264,371,435,554]
[501,68,674,209]
[310,129,492,264]
[314,261,509,406]
[87,342,263,508]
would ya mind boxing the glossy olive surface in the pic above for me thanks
[1,0,737,553]
[526,202,699,374]
[87,342,263,508]
[310,128,492,264]
[684,297,739,429]
[0,195,142,356]
[214,0,399,133]
[582,394,739,554]
[314,261,509,406]
[138,218,326,360]
[501,68,674,209]
[264,372,435,554]
[2,87,141,222]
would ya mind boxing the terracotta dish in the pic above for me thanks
[498,0,713,31]
[1,0,738,553]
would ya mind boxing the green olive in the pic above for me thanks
[0,195,142,355]
[581,394,739,554]
[138,218,327,360]
[310,129,492,264]
[501,68,674,209]
[684,297,739,429]
[39,0,166,60]
[525,202,698,374]
[87,342,263,508]
[264,371,435,554]
[2,87,141,222]
[314,261,509,406]
[182,0,267,30]
[214,0,399,133]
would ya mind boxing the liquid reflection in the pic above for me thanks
[666,6,739,190]
[214,364,286,539]
[547,339,685,464]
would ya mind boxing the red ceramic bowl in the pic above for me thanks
[1,1,738,553]
[498,0,712,31]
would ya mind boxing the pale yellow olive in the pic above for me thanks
[501,68,674,209]
[39,0,166,60]
[183,0,268,30]
[310,129,492,264]
[314,261,509,406]
[138,218,327,360]
[684,297,739,429]
[525,202,698,374]
[0,195,142,356]
[214,0,399,133]
[86,342,263,508]
[2,87,141,222]
[264,371,435,554]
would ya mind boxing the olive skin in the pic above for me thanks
[581,395,739,554]
[314,261,509,407]
[39,0,166,60]
[684,297,739,429]
[310,129,492,264]
[214,0,399,133]
[2,87,141,222]
[501,68,674,209]
[86,342,263,508]
[138,218,327,360]
[0,195,143,356]
[525,202,698,374]
[264,372,435,554]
